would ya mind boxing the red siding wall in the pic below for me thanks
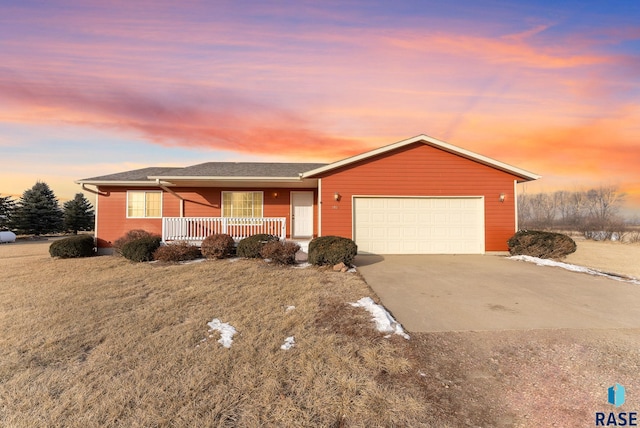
[96,187,317,247]
[317,143,521,252]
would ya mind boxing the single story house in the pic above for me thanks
[77,134,540,254]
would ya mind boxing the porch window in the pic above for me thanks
[127,191,162,218]
[222,191,263,218]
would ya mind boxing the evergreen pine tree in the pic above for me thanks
[0,195,15,230]
[63,193,95,234]
[11,182,64,235]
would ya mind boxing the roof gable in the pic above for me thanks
[302,134,540,182]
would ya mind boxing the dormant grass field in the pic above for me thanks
[2,239,640,427]
[0,242,434,427]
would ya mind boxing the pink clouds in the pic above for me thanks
[1,1,639,211]
[0,71,368,160]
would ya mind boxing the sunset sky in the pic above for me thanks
[1,1,639,214]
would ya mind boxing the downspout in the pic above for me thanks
[156,179,184,217]
[78,183,106,248]
[514,180,519,232]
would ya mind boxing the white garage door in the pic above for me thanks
[353,197,485,254]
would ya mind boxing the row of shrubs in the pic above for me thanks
[107,230,358,265]
[50,229,574,262]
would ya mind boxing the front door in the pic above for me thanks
[291,191,314,238]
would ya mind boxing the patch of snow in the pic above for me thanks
[228,257,241,263]
[350,297,410,340]
[280,336,295,350]
[285,305,296,312]
[179,258,206,265]
[207,319,237,348]
[509,255,640,285]
[293,262,312,269]
[347,265,357,273]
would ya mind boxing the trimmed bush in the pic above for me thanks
[308,236,357,266]
[260,241,300,265]
[507,230,577,259]
[237,234,280,258]
[153,241,201,262]
[201,234,235,259]
[113,229,156,255]
[121,236,162,262]
[49,235,95,258]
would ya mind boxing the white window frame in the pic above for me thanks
[222,191,264,221]
[126,191,163,219]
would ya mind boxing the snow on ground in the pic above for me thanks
[292,262,311,269]
[509,255,640,285]
[207,319,237,348]
[350,297,410,339]
[280,336,295,350]
[179,258,207,265]
[285,305,296,312]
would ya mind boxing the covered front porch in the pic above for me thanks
[162,217,287,244]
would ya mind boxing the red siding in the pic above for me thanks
[318,143,520,252]
[96,187,317,247]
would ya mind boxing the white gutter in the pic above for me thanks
[80,183,108,196]
[76,180,159,186]
[147,176,304,182]
[156,179,184,217]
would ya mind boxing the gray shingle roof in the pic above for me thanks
[156,162,329,178]
[78,163,328,182]
[80,167,183,182]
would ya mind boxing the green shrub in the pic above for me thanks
[49,235,95,258]
[201,234,235,259]
[153,241,201,262]
[308,236,357,266]
[507,230,577,259]
[113,229,156,255]
[121,236,162,262]
[260,241,300,265]
[237,234,280,258]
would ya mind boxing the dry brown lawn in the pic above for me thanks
[2,239,640,427]
[0,242,436,427]
[564,236,640,279]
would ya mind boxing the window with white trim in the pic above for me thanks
[222,191,263,218]
[127,191,162,218]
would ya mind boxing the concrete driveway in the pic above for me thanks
[355,254,640,332]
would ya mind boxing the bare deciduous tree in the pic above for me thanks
[518,186,627,240]
[585,186,625,223]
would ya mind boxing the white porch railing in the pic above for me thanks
[162,217,287,243]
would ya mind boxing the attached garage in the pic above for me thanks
[353,197,485,254]
[303,134,541,254]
